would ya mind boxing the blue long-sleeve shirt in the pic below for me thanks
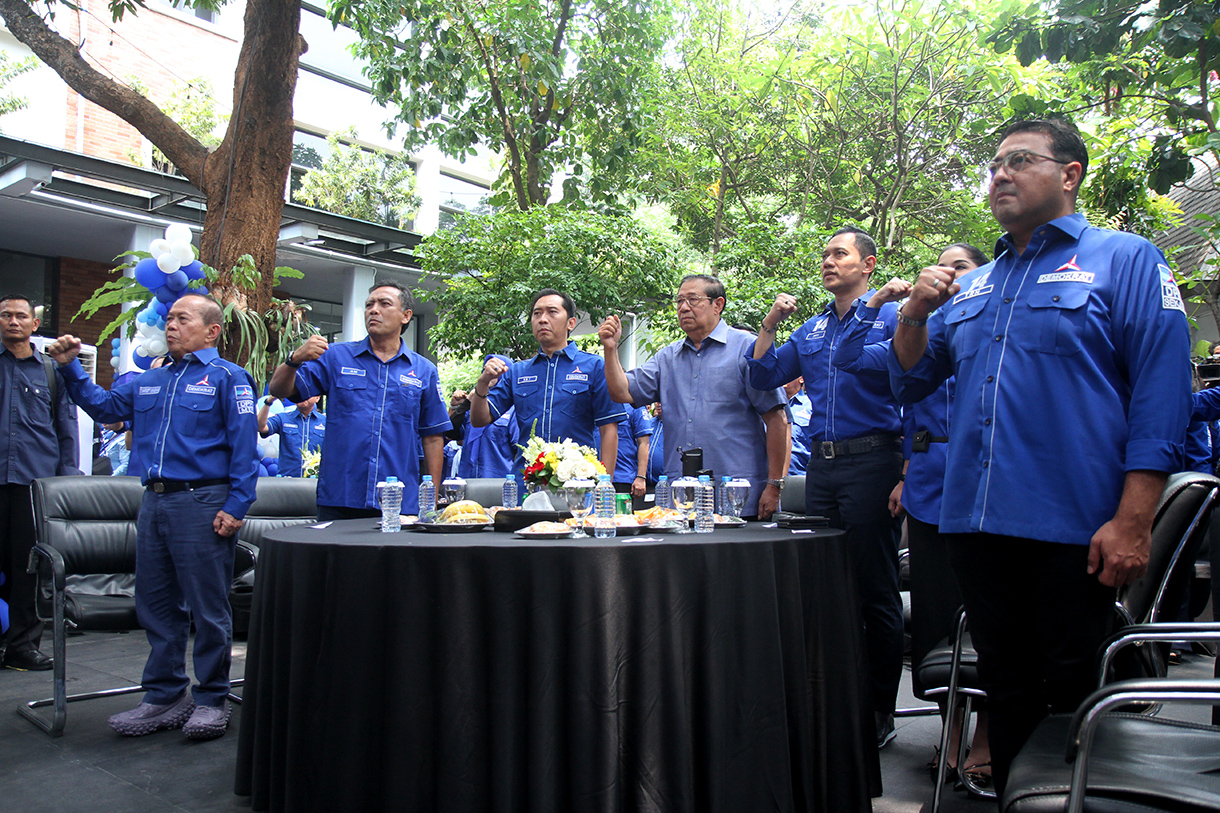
[0,344,79,483]
[746,293,903,442]
[888,214,1190,545]
[60,348,259,520]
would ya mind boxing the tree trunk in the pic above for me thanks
[200,0,303,316]
[0,0,302,321]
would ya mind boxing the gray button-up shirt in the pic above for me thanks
[625,319,785,516]
[0,344,79,484]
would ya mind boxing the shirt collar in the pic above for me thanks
[0,342,41,361]
[533,340,577,362]
[821,290,874,316]
[994,212,1087,257]
[178,346,220,365]
[356,335,410,361]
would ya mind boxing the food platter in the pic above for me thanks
[415,522,491,533]
[514,529,574,539]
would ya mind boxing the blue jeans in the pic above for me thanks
[804,445,905,715]
[135,485,236,707]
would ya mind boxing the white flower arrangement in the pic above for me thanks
[520,434,605,489]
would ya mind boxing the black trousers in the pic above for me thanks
[804,446,904,715]
[946,533,1114,795]
[907,515,966,698]
[0,483,42,653]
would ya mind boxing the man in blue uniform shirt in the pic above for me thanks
[746,227,906,747]
[257,395,324,478]
[612,404,654,508]
[471,290,622,474]
[458,355,519,479]
[598,275,788,519]
[783,377,811,476]
[270,281,451,521]
[0,295,78,672]
[889,118,1190,792]
[48,293,259,739]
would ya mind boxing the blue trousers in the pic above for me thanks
[804,446,905,715]
[135,486,236,707]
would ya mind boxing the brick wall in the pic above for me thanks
[60,1,239,162]
[58,256,121,389]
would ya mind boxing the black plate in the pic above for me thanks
[416,522,491,533]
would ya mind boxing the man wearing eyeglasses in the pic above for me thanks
[745,225,906,748]
[889,118,1190,793]
[598,275,788,519]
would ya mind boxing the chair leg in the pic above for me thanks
[931,612,969,813]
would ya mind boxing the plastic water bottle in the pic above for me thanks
[378,476,403,533]
[718,476,731,514]
[418,475,437,523]
[694,474,715,533]
[502,475,518,509]
[594,474,616,538]
[654,474,672,510]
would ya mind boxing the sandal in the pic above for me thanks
[926,747,959,784]
[962,762,993,794]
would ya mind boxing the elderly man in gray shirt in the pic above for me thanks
[599,274,788,518]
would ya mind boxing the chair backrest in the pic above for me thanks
[237,477,318,549]
[1120,472,1220,626]
[465,477,506,508]
[31,475,144,580]
[782,475,806,515]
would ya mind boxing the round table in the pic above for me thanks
[234,521,881,811]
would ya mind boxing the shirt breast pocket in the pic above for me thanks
[945,295,990,360]
[333,375,369,412]
[1027,286,1090,356]
[394,380,424,415]
[177,393,213,434]
[133,391,163,436]
[558,382,590,417]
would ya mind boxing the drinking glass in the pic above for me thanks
[563,479,595,538]
[723,478,750,519]
[670,476,698,534]
[440,477,466,508]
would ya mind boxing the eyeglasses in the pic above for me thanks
[987,149,1071,177]
[672,295,711,308]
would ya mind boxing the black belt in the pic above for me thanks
[911,429,949,453]
[147,478,229,494]
[817,433,900,459]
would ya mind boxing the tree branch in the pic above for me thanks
[0,0,208,186]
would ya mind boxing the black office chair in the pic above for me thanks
[925,471,1220,812]
[21,475,146,737]
[1002,623,1220,813]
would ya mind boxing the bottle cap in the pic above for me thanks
[422,475,432,481]
[698,474,710,482]
[505,474,514,480]
[386,476,398,483]
[599,474,611,482]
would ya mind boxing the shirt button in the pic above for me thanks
[984,418,991,425]
[1004,298,1012,304]
[982,460,989,468]
[986,375,994,382]
[994,335,1002,341]
[1052,295,1060,302]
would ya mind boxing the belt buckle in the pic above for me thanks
[152,482,165,493]
[820,441,836,459]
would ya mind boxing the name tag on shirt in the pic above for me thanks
[400,374,423,388]
[566,373,588,381]
[139,386,161,396]
[953,285,993,304]
[185,384,216,396]
[340,367,366,377]
[518,375,538,384]
[1037,271,1094,284]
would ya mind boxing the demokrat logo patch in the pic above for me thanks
[184,374,216,396]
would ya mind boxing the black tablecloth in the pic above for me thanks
[234,521,881,812]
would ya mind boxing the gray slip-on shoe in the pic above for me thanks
[108,692,195,736]
[183,700,231,740]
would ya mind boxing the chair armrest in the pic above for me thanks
[235,539,259,566]
[1097,622,1220,686]
[1063,677,1220,813]
[26,542,66,593]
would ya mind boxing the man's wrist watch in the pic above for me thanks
[284,353,302,368]
[765,478,785,490]
[895,305,928,327]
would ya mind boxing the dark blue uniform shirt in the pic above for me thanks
[60,348,259,519]
[0,344,79,482]
[265,408,326,478]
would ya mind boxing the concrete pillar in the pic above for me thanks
[342,265,376,342]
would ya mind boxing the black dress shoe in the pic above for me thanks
[4,649,53,671]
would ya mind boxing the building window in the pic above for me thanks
[0,250,55,335]
[159,0,217,24]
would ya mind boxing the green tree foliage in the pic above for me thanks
[418,207,680,359]
[297,127,421,228]
[640,0,1016,261]
[332,0,672,210]
[0,51,37,123]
